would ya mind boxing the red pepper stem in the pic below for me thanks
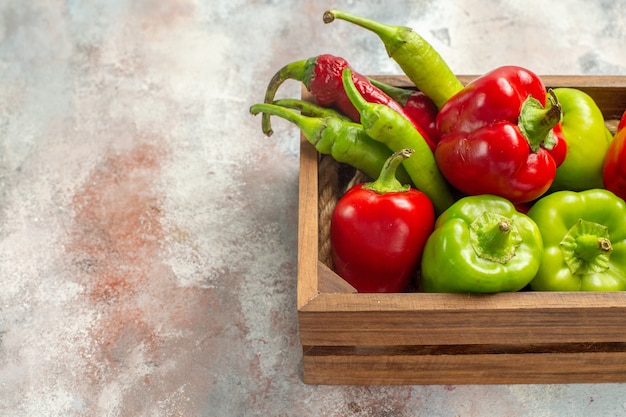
[262,57,317,136]
[363,149,413,194]
[368,77,412,106]
[518,89,562,152]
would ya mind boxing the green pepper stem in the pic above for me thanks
[363,149,413,194]
[251,103,328,147]
[470,212,522,264]
[272,98,351,121]
[560,218,612,275]
[518,89,562,152]
[262,57,317,136]
[574,235,612,262]
[323,9,463,108]
[480,220,513,254]
[323,9,405,56]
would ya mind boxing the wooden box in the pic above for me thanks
[297,75,626,385]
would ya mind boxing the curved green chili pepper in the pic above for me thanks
[323,9,464,108]
[249,103,411,184]
[341,68,454,214]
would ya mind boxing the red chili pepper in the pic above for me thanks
[434,66,565,204]
[261,54,436,150]
[602,110,626,200]
[330,148,435,293]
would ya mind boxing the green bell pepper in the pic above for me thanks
[420,195,543,293]
[527,189,626,291]
[549,88,612,191]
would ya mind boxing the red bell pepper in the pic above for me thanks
[434,66,566,204]
[261,54,436,150]
[603,110,626,200]
[331,149,435,293]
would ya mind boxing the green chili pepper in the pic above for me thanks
[527,189,626,291]
[323,9,464,108]
[341,67,454,214]
[421,195,544,293]
[548,88,612,191]
[249,102,411,184]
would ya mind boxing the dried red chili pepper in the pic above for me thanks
[261,54,436,150]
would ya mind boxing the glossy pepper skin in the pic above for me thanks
[527,189,626,291]
[603,110,626,200]
[261,54,435,150]
[435,66,566,204]
[331,149,435,293]
[420,194,543,293]
[549,88,611,191]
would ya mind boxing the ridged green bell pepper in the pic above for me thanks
[527,189,626,291]
[549,88,612,191]
[420,195,543,293]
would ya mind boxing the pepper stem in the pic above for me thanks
[469,212,522,264]
[261,57,317,136]
[518,89,562,152]
[560,219,613,274]
[368,77,412,106]
[362,149,413,194]
[323,9,406,57]
[250,103,329,150]
[272,98,351,121]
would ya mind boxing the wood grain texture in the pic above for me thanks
[297,76,626,384]
[303,351,626,385]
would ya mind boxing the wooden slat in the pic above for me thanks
[317,261,357,294]
[296,134,320,309]
[299,310,626,346]
[303,351,626,385]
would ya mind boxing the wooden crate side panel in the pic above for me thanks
[300,291,626,312]
[302,351,626,385]
[298,291,626,346]
[297,136,320,309]
[299,307,626,346]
